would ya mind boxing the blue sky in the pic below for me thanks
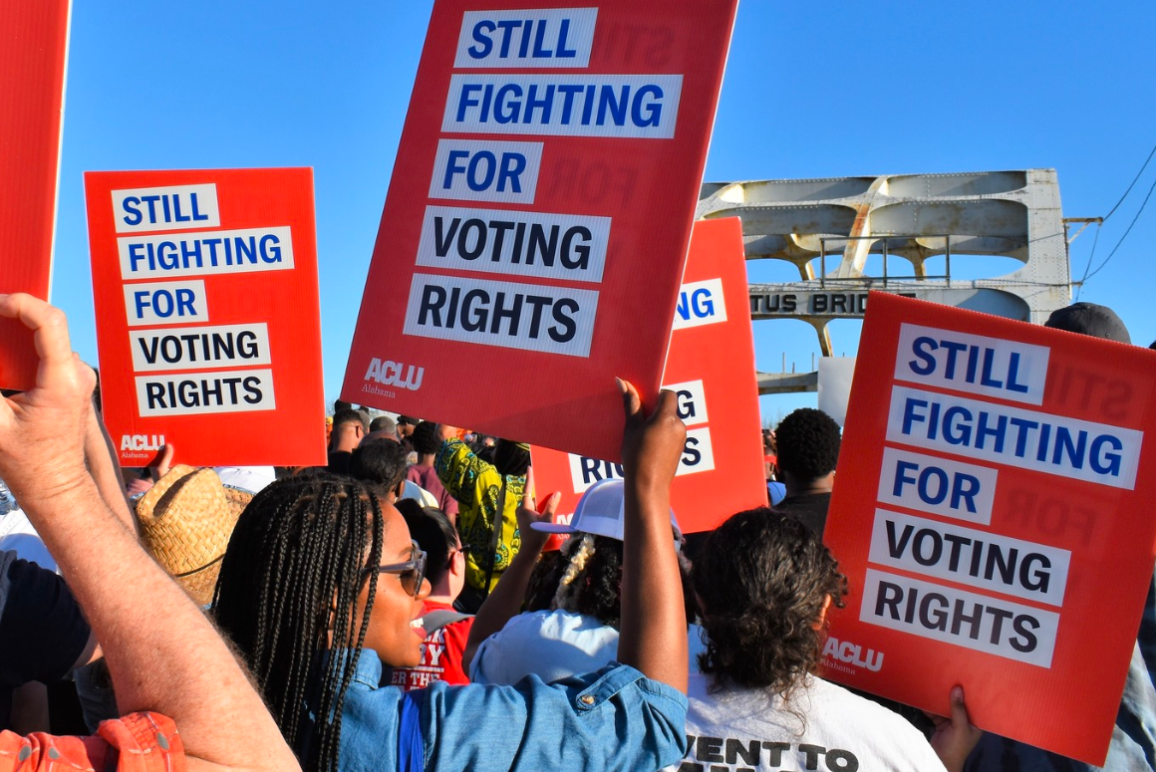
[50,1,1156,423]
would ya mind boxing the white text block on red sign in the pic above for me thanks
[342,0,739,463]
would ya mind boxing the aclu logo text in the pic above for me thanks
[120,434,166,452]
[822,636,883,672]
[364,358,425,391]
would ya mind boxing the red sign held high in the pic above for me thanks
[342,0,739,462]
[822,292,1156,764]
[85,168,326,468]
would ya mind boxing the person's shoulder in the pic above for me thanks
[807,678,945,762]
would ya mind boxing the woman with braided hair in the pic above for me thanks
[212,381,694,772]
[667,508,982,772]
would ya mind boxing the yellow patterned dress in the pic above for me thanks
[435,439,526,597]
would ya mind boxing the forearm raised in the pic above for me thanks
[618,483,687,692]
[21,479,297,771]
[464,535,544,673]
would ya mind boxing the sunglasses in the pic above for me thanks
[364,540,427,599]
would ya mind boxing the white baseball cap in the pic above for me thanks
[530,478,682,546]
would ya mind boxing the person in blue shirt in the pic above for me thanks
[212,379,690,772]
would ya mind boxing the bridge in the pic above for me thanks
[696,169,1074,394]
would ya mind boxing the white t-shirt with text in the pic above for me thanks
[669,671,947,772]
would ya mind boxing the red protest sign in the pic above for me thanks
[821,292,1156,764]
[341,0,739,462]
[0,0,70,389]
[531,218,766,535]
[84,169,326,468]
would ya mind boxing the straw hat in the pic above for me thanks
[136,465,252,606]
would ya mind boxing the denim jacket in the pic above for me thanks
[338,650,688,772]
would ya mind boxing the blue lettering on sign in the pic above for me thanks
[675,288,716,321]
[909,335,1031,394]
[468,17,579,61]
[441,150,526,193]
[120,192,211,228]
[892,459,981,513]
[133,289,198,320]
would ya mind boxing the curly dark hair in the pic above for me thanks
[693,508,847,697]
[522,533,698,628]
[774,408,841,481]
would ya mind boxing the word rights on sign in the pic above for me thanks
[112,184,289,417]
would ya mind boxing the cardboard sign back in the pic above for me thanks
[531,218,766,535]
[821,292,1156,764]
[84,169,326,468]
[342,0,739,463]
[0,0,70,389]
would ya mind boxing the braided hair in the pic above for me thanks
[212,474,385,772]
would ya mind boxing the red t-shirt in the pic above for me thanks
[389,600,473,691]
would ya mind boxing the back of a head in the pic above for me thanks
[775,408,841,482]
[395,499,456,587]
[548,532,626,627]
[410,421,441,456]
[370,415,396,435]
[693,509,846,694]
[212,473,387,768]
[493,438,531,477]
[350,439,409,492]
[1044,302,1131,344]
[332,408,369,435]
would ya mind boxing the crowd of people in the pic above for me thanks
[0,293,1154,771]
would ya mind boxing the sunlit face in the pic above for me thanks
[357,503,431,667]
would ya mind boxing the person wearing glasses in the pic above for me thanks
[211,381,691,772]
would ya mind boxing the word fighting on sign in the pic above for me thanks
[85,169,326,467]
[342,1,739,463]
[821,292,1156,764]
[531,219,765,536]
[0,0,70,389]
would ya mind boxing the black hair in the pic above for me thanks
[774,408,840,481]
[492,439,530,477]
[212,475,385,772]
[523,532,698,629]
[395,500,456,587]
[693,508,847,697]
[332,408,368,434]
[349,439,409,492]
[410,421,441,456]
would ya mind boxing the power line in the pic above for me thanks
[1083,172,1156,284]
[1104,140,1156,222]
[1074,223,1100,301]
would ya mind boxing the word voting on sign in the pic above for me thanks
[0,0,70,390]
[821,292,1156,765]
[342,0,739,462]
[530,218,766,535]
[85,169,326,468]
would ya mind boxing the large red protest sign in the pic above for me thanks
[531,218,766,534]
[821,292,1156,764]
[342,1,739,462]
[0,0,70,389]
[84,169,326,468]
